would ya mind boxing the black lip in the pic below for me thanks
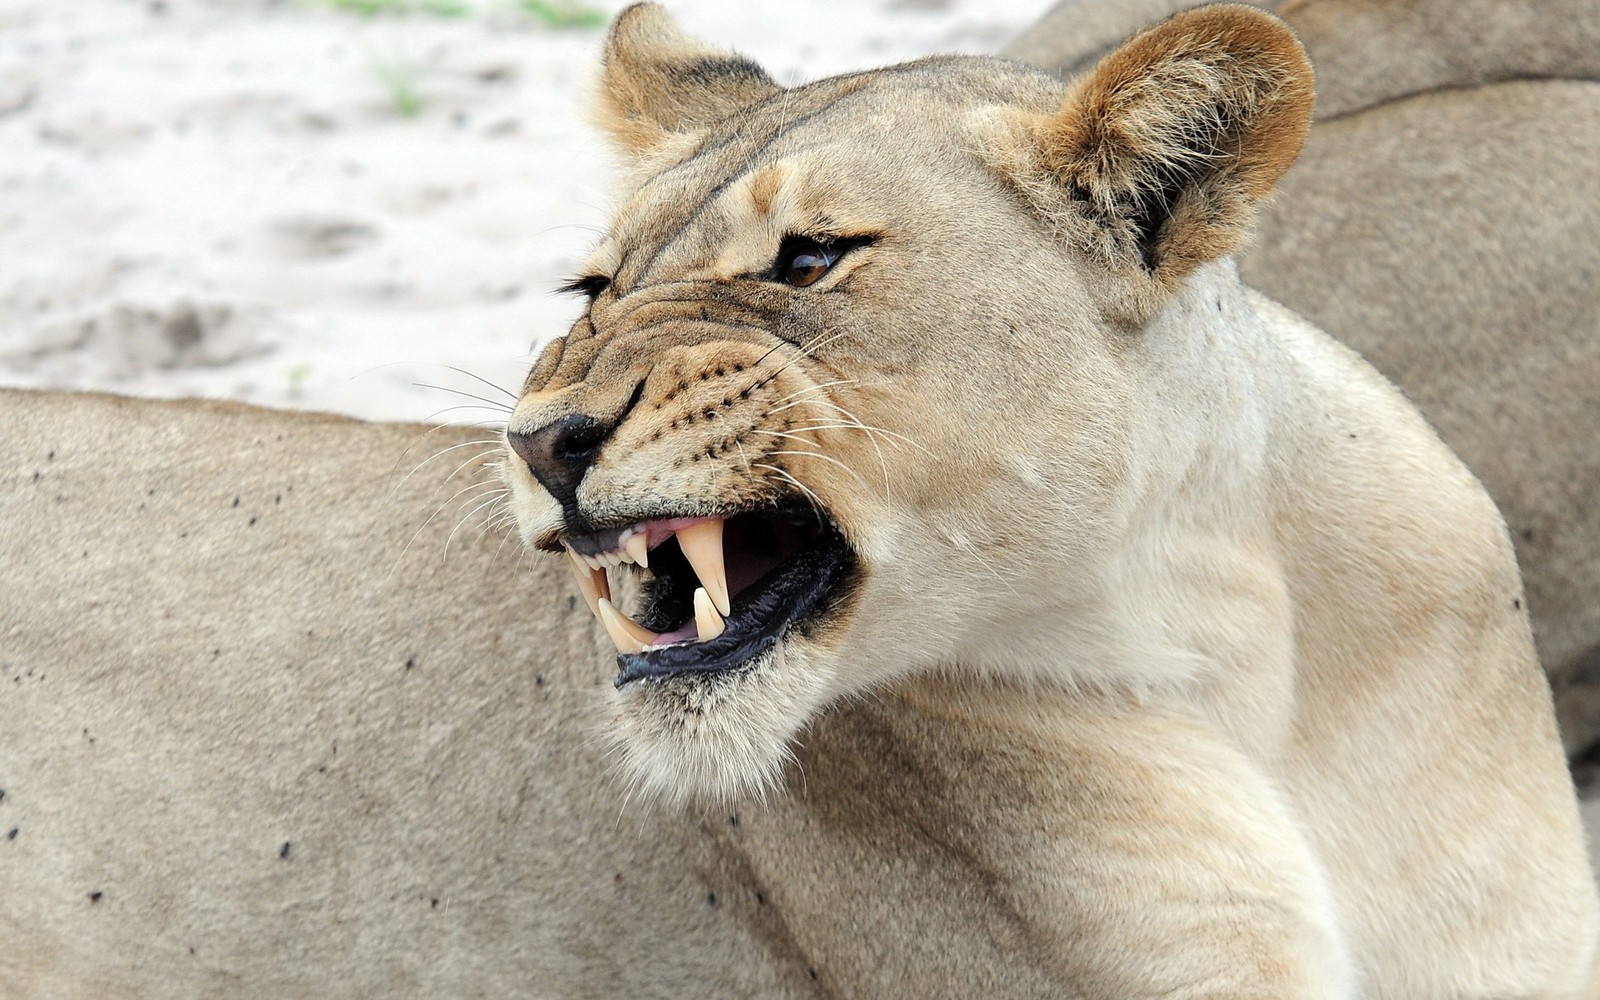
[614,522,855,686]
[566,524,629,557]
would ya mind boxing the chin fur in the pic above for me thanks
[601,642,834,805]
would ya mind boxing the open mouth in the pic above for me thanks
[560,510,856,686]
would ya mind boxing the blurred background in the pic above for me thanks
[0,0,1054,423]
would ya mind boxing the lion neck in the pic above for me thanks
[947,260,1303,757]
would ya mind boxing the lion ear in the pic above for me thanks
[1013,4,1313,307]
[595,3,783,157]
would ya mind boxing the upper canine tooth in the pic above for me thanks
[676,518,730,617]
[693,587,725,642]
[565,548,610,618]
[597,598,655,654]
[624,532,650,569]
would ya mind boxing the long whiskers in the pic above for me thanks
[435,364,518,403]
[387,438,505,500]
[736,329,851,399]
[771,378,859,405]
[412,382,515,414]
[386,477,505,582]
[425,448,506,502]
[766,448,873,493]
[420,403,513,424]
[752,462,825,515]
[445,489,511,560]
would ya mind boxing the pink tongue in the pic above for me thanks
[651,623,698,646]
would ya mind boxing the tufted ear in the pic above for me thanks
[596,3,783,158]
[1004,4,1313,315]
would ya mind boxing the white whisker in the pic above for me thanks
[388,438,504,499]
[753,462,824,513]
[387,476,503,582]
[767,449,872,492]
[432,364,519,402]
[445,490,511,560]
[424,448,505,502]
[413,381,515,413]
[387,422,496,485]
[421,403,513,424]
[747,429,823,448]
[771,378,858,405]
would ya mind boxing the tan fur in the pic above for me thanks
[495,4,1597,993]
[1007,0,1600,761]
[0,391,813,998]
[4,4,1598,997]
[594,2,779,159]
[1006,0,1600,120]
[1023,4,1313,308]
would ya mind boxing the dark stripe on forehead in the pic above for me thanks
[620,62,961,289]
[622,88,869,286]
[630,56,1032,202]
[614,56,1057,291]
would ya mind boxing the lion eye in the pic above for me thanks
[779,238,837,288]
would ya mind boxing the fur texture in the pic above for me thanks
[1007,0,1600,764]
[3,4,1598,997]
[495,4,1598,994]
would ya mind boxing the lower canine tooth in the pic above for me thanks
[694,587,725,642]
[624,531,649,569]
[597,598,655,654]
[565,548,610,617]
[676,518,731,617]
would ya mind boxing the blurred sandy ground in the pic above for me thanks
[0,0,1052,423]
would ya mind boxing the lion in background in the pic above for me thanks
[1,1,1598,997]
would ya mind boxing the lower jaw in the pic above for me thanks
[604,640,828,804]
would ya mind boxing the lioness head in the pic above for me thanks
[502,3,1312,801]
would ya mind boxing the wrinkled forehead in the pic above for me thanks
[581,59,1060,284]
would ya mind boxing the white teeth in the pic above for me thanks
[568,519,729,651]
[564,547,610,618]
[693,587,725,642]
[597,598,655,654]
[624,531,650,569]
[676,518,731,617]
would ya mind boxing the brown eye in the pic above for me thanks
[781,238,837,287]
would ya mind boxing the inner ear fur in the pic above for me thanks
[1012,4,1313,310]
[596,3,782,157]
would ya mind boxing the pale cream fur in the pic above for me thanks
[1008,0,1600,761]
[3,4,1597,998]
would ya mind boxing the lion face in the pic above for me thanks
[501,3,1312,801]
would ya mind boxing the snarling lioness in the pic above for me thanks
[500,3,1599,994]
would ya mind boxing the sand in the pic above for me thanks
[0,0,1053,424]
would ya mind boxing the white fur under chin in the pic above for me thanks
[602,641,836,805]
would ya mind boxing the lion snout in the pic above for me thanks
[506,413,615,519]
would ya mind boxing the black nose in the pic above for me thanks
[507,414,611,511]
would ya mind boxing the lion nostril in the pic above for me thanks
[507,381,645,527]
[507,414,611,512]
[553,421,608,462]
